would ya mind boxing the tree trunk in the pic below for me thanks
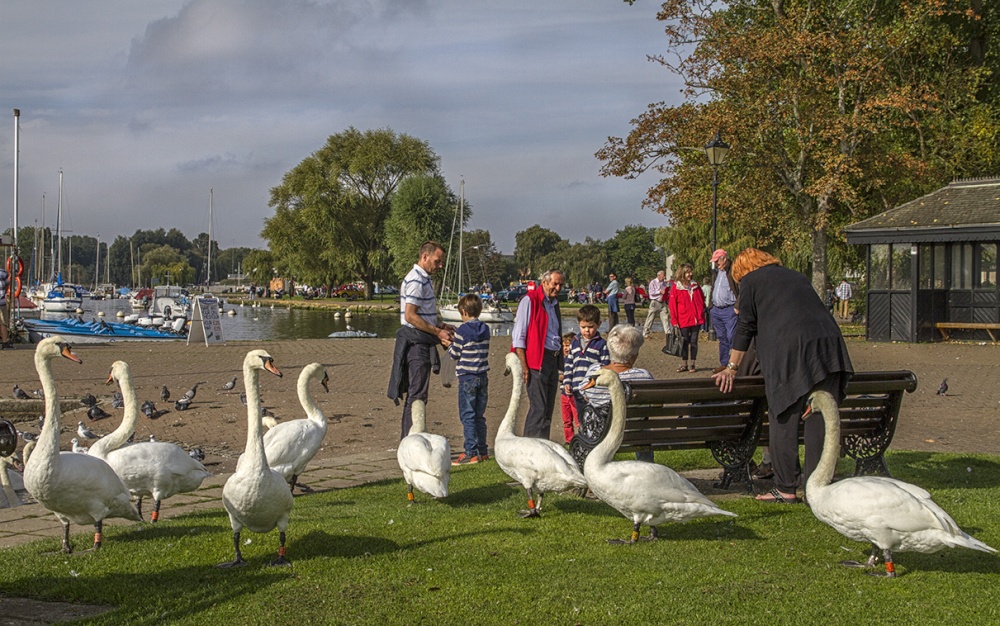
[811,225,827,297]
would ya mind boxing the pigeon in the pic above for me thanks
[183,382,205,402]
[112,390,125,409]
[80,393,97,407]
[37,415,44,430]
[141,400,166,419]
[71,438,89,454]
[937,379,949,396]
[174,398,192,411]
[126,432,136,444]
[221,376,237,393]
[19,431,37,442]
[160,385,170,402]
[12,385,30,400]
[87,405,111,421]
[77,421,100,440]
[31,388,44,399]
[239,391,247,407]
[189,447,205,462]
[149,434,157,442]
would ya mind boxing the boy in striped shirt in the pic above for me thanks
[448,294,491,465]
[564,305,610,418]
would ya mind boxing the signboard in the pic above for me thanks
[187,296,225,346]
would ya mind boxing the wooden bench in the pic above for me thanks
[935,322,1000,343]
[568,371,918,492]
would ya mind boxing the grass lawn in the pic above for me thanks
[1,450,998,625]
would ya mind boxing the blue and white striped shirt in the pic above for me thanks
[400,264,438,328]
[582,364,653,406]
[447,319,490,378]
[564,334,610,392]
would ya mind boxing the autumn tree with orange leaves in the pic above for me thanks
[599,0,998,292]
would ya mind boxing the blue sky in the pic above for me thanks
[0,0,684,253]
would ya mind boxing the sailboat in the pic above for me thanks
[31,170,84,313]
[438,180,513,324]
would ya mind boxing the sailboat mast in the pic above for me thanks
[12,109,19,254]
[207,188,213,286]
[94,234,100,291]
[55,169,62,280]
[458,180,464,298]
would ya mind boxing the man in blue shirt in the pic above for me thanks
[710,249,739,374]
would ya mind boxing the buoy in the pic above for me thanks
[116,311,125,318]
[97,311,105,317]
[227,309,236,316]
[334,311,341,318]
[75,308,84,314]
[345,310,352,318]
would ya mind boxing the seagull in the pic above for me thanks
[174,398,192,411]
[12,385,30,400]
[160,385,170,402]
[87,405,111,421]
[937,379,949,396]
[221,376,237,393]
[112,390,125,409]
[80,393,97,407]
[149,435,157,442]
[189,447,205,462]
[77,421,100,440]
[71,437,89,454]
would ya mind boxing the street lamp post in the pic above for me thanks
[704,132,730,256]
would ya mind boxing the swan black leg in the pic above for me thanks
[842,543,880,569]
[61,521,73,554]
[270,531,290,567]
[518,488,540,518]
[407,484,416,502]
[289,475,298,492]
[217,531,247,568]
[639,526,659,542]
[135,497,144,521]
[609,522,641,545]
[82,520,103,552]
[150,500,162,523]
[870,549,897,578]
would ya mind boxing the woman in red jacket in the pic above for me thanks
[668,263,706,372]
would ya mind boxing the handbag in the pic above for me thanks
[662,327,683,357]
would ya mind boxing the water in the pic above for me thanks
[31,297,669,341]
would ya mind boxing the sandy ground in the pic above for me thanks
[1,332,997,474]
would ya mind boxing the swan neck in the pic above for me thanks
[806,394,840,493]
[242,362,267,469]
[299,370,325,425]
[589,374,627,465]
[497,367,524,436]
[95,372,139,456]
[411,403,426,434]
[33,354,62,470]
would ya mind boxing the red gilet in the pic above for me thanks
[511,287,550,371]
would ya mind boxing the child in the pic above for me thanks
[559,332,579,444]
[447,294,490,465]
[564,304,610,419]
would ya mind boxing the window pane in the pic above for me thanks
[979,243,997,289]
[951,244,973,289]
[934,244,946,289]
[870,244,889,291]
[891,244,912,290]
[918,244,933,289]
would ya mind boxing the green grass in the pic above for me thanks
[2,450,999,625]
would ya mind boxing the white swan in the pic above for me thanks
[263,363,330,491]
[21,337,140,553]
[582,368,736,543]
[396,399,450,500]
[495,352,587,517]
[91,361,210,522]
[805,390,996,577]
[219,350,292,568]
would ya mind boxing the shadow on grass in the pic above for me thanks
[293,529,399,559]
[443,482,517,507]
[110,522,220,545]
[884,452,1000,490]
[895,549,1000,576]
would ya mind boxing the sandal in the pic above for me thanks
[753,462,774,479]
[755,488,799,504]
[676,364,688,373]
[688,366,697,373]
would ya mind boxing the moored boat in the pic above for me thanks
[21,317,184,343]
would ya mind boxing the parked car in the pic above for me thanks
[497,284,529,302]
[333,284,365,299]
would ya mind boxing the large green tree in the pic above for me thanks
[601,0,995,293]
[514,225,564,279]
[264,127,440,298]
[384,173,461,280]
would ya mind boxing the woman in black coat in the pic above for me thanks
[712,248,853,503]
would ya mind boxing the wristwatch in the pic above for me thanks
[726,362,739,371]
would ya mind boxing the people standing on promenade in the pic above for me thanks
[712,248,853,503]
[387,241,455,439]
[667,263,706,373]
[447,294,491,465]
[835,279,853,319]
[512,270,565,440]
[709,249,739,374]
[642,270,671,338]
[622,277,637,326]
[605,273,620,328]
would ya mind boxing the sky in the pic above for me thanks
[0,0,685,255]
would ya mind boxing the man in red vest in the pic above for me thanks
[511,269,565,439]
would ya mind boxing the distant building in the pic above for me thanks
[844,177,1000,342]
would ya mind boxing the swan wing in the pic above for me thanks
[397,433,450,479]
[496,438,586,491]
[222,467,294,534]
[263,419,326,478]
[35,453,140,524]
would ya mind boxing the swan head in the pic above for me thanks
[503,352,523,378]
[581,367,623,393]
[803,390,839,420]
[105,360,131,386]
[35,335,83,365]
[244,350,282,378]
[301,363,329,393]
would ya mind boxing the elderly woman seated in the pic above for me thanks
[581,324,655,462]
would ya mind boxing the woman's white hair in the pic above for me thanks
[606,324,644,364]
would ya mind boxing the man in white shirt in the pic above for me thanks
[835,279,853,319]
[642,270,670,338]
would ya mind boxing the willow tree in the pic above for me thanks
[264,127,440,298]
[600,0,992,293]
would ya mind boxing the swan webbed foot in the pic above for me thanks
[269,555,292,567]
[839,560,872,568]
[638,526,659,542]
[217,557,248,569]
[518,508,540,518]
[607,538,637,545]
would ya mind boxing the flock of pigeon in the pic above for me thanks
[1,337,995,577]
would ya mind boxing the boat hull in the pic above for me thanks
[439,303,514,324]
[22,318,182,343]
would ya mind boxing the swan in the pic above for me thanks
[219,350,292,568]
[582,368,736,543]
[396,399,450,500]
[91,361,210,522]
[495,352,587,517]
[804,390,996,577]
[262,363,330,491]
[21,336,140,553]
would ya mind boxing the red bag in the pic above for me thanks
[661,281,672,303]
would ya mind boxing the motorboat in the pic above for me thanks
[327,326,378,339]
[21,316,184,343]
[37,282,85,313]
[439,298,514,324]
